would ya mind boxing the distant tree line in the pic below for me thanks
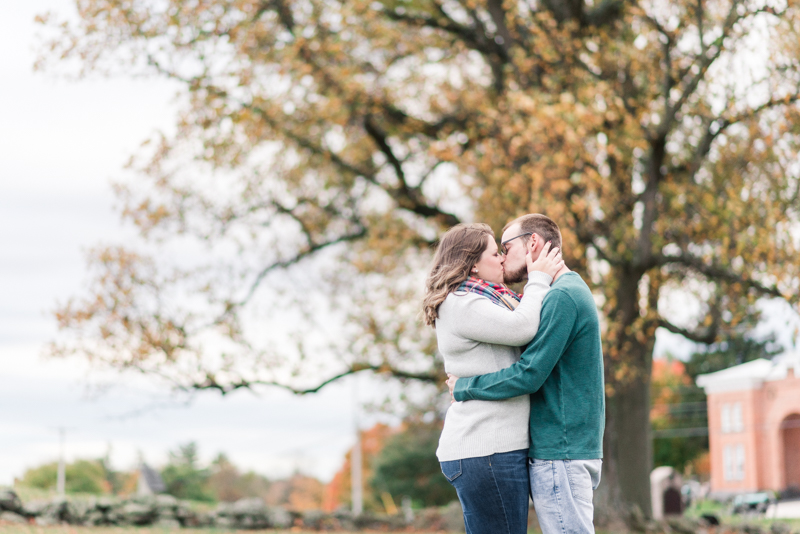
[15,423,456,511]
[18,457,123,496]
[16,443,314,508]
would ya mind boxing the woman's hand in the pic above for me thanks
[527,241,564,279]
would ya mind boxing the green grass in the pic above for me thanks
[0,527,576,534]
[713,519,800,531]
[683,499,800,530]
[0,527,461,534]
[0,528,284,534]
[684,498,727,517]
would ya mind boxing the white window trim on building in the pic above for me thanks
[735,444,745,480]
[732,403,744,433]
[723,444,746,481]
[722,404,731,434]
[724,445,732,480]
[721,402,743,434]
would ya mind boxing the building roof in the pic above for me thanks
[139,463,166,493]
[696,352,800,394]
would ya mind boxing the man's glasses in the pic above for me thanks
[500,232,533,255]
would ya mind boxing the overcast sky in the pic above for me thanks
[0,1,379,486]
[2,1,798,490]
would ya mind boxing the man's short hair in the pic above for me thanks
[504,214,562,251]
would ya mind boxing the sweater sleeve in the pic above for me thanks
[453,289,577,401]
[448,271,552,347]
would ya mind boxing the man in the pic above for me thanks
[447,213,605,534]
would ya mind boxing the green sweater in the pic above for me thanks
[453,272,605,460]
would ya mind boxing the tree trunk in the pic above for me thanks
[598,365,653,520]
[595,268,655,524]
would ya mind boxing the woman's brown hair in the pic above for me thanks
[422,223,494,327]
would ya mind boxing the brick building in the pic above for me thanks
[696,353,800,495]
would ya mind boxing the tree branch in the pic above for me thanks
[658,318,718,344]
[362,116,461,226]
[676,91,800,181]
[383,7,483,51]
[265,1,469,140]
[655,0,787,140]
[231,227,368,311]
[486,0,513,52]
[364,115,406,184]
[660,252,785,299]
[584,0,626,26]
[264,0,295,35]
[190,364,441,395]
[541,0,583,24]
[725,92,800,125]
[695,0,706,56]
[385,2,510,92]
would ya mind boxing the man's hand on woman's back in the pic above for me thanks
[446,373,459,402]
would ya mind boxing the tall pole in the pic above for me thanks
[56,428,66,496]
[351,375,363,516]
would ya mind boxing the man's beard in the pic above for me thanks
[504,263,527,284]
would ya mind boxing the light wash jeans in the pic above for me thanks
[529,458,602,534]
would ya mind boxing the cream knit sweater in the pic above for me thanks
[435,272,552,461]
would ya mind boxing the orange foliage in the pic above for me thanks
[119,471,139,496]
[652,358,688,380]
[651,357,691,420]
[323,423,396,512]
[265,472,325,512]
[691,451,711,477]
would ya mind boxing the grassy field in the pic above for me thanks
[3,498,799,534]
[0,528,462,534]
[0,524,639,534]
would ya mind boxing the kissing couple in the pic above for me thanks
[422,214,605,534]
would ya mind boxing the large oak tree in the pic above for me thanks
[41,0,800,519]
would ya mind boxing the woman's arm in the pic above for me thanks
[447,241,564,346]
[449,271,551,346]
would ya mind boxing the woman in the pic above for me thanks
[422,223,562,534]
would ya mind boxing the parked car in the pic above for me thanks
[731,492,773,515]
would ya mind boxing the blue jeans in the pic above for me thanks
[440,449,529,534]
[529,459,602,534]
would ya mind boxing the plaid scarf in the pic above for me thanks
[457,276,521,311]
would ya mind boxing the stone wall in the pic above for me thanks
[6,488,800,533]
[0,488,465,531]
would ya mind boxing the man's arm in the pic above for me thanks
[452,290,577,402]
